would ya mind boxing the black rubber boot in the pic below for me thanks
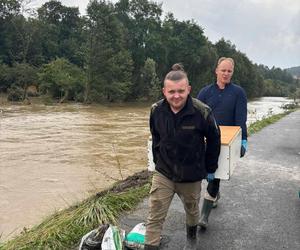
[212,192,221,208]
[183,225,197,250]
[198,198,214,230]
[186,225,197,239]
[144,244,159,250]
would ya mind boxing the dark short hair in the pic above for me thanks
[164,63,189,84]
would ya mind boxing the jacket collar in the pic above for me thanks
[214,82,232,90]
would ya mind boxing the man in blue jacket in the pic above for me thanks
[145,63,221,250]
[197,57,248,229]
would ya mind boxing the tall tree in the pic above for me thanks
[0,63,12,92]
[140,57,161,100]
[0,0,21,64]
[161,14,217,94]
[37,0,85,66]
[0,0,20,19]
[86,0,133,102]
[115,0,163,99]
[4,15,42,64]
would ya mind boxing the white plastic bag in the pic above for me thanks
[79,229,99,250]
[124,223,146,249]
[101,225,125,250]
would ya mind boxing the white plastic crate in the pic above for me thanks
[147,126,242,180]
[215,126,241,180]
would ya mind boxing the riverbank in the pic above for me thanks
[1,107,298,249]
[0,171,152,249]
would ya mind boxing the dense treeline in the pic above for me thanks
[0,0,299,103]
[286,66,300,78]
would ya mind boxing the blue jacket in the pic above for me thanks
[197,83,247,140]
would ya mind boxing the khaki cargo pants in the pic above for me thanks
[145,172,202,246]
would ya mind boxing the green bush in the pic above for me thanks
[7,86,23,101]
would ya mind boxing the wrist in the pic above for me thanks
[242,139,248,150]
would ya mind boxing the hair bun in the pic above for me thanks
[171,63,184,72]
[165,63,188,82]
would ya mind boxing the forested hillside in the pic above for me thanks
[286,66,300,78]
[0,0,299,103]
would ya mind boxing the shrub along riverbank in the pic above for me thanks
[0,108,298,250]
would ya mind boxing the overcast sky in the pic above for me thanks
[30,0,300,69]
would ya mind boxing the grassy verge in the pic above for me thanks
[0,108,298,250]
[0,171,152,250]
[247,109,297,135]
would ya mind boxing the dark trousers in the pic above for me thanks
[207,178,220,198]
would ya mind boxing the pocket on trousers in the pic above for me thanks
[149,173,160,194]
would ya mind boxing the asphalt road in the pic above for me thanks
[120,110,300,250]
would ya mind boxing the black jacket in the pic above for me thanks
[150,96,221,182]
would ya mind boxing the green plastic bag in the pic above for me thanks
[124,223,146,249]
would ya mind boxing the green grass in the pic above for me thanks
[248,109,296,135]
[0,171,151,250]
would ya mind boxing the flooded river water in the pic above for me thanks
[0,97,292,241]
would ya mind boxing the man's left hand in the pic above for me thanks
[207,173,215,182]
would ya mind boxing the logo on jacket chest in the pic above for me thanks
[181,125,196,130]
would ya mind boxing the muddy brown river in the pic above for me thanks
[0,103,151,241]
[0,97,292,242]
